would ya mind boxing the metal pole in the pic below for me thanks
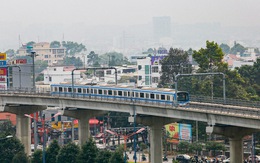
[174,73,178,105]
[34,113,38,152]
[223,74,226,104]
[42,119,46,163]
[31,52,36,91]
[18,68,21,90]
[71,69,75,97]
[71,119,74,142]
[133,106,137,163]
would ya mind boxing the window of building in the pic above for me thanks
[45,55,48,58]
[107,70,111,75]
[49,77,52,82]
[54,68,56,71]
[152,66,159,73]
[145,65,150,74]
[152,77,159,83]
[138,65,142,70]
[138,76,142,80]
[145,76,150,85]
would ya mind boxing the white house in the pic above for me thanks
[43,66,81,85]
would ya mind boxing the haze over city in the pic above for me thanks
[1,0,260,53]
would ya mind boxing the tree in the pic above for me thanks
[219,43,230,54]
[96,150,112,163]
[77,138,98,163]
[177,141,191,153]
[99,52,129,66]
[26,41,36,47]
[57,142,80,163]
[35,60,48,74]
[87,51,100,67]
[46,140,60,163]
[63,56,83,67]
[50,41,61,48]
[109,147,124,163]
[12,151,28,163]
[5,49,16,57]
[62,41,86,55]
[0,137,25,163]
[31,149,42,163]
[159,48,190,87]
[0,120,15,137]
[193,41,224,72]
[190,142,203,154]
[205,141,226,156]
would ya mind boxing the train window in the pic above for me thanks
[64,88,68,92]
[98,89,102,94]
[156,94,160,100]
[108,90,112,95]
[118,91,122,96]
[87,88,89,94]
[167,95,170,101]
[59,87,62,92]
[78,88,82,93]
[90,89,93,94]
[128,92,130,96]
[73,88,76,93]
[140,93,144,98]
[94,89,97,94]
[161,95,165,100]
[177,93,187,101]
[104,90,107,95]
[68,88,72,92]
[114,91,117,96]
[83,89,86,93]
[135,92,139,98]
[124,92,127,96]
[151,94,154,99]
[146,93,149,98]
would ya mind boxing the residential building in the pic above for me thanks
[18,42,66,66]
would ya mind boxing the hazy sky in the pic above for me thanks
[1,0,260,50]
[2,0,259,26]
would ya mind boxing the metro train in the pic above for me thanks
[50,84,190,106]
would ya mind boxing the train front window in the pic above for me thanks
[177,93,188,101]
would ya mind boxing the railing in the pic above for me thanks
[190,95,260,108]
[0,88,259,109]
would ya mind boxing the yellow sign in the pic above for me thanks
[0,53,6,60]
[51,121,78,130]
[165,123,179,143]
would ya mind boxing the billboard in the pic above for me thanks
[165,123,192,143]
[0,68,7,75]
[165,123,179,143]
[179,123,192,142]
[0,53,6,60]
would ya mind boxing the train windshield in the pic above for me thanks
[177,92,189,101]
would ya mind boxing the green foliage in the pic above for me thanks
[36,74,44,82]
[159,48,190,87]
[96,150,112,163]
[62,41,86,55]
[46,140,60,163]
[0,120,16,137]
[109,147,124,163]
[219,43,230,54]
[63,56,83,67]
[50,41,61,48]
[177,141,191,153]
[118,76,136,84]
[5,49,16,57]
[0,137,24,163]
[57,142,80,163]
[100,52,129,66]
[12,151,28,163]
[193,40,224,72]
[26,41,36,47]
[205,141,226,156]
[87,51,100,67]
[35,60,48,74]
[78,138,98,163]
[31,149,42,163]
[190,142,203,153]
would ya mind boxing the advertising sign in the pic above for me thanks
[179,123,192,142]
[0,83,7,90]
[165,123,179,143]
[0,53,6,60]
[0,76,7,82]
[0,61,7,66]
[0,68,7,75]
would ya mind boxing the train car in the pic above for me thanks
[50,84,189,106]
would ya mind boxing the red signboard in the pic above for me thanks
[0,68,7,75]
[16,59,27,64]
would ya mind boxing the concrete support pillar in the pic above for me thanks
[16,114,31,155]
[78,116,90,146]
[150,123,163,163]
[230,137,243,163]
